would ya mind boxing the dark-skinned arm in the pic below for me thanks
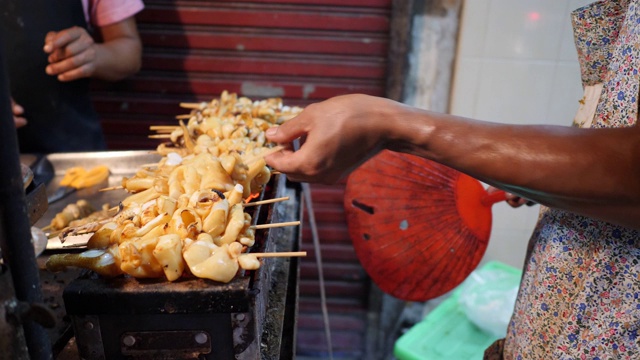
[265,94,640,230]
[44,17,142,82]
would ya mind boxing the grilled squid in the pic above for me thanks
[45,91,299,283]
[46,244,122,278]
[183,241,243,283]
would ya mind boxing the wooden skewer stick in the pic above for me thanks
[250,220,300,230]
[152,129,175,134]
[99,185,124,192]
[242,251,307,258]
[243,196,289,207]
[271,170,281,175]
[175,114,192,119]
[140,163,159,168]
[179,120,196,151]
[149,134,172,139]
[179,102,204,109]
[150,125,179,130]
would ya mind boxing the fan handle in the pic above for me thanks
[481,190,508,206]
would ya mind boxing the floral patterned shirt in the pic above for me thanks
[504,1,640,359]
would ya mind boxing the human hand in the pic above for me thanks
[265,94,403,183]
[486,186,531,208]
[43,26,97,82]
[11,98,26,128]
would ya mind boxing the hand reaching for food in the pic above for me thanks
[264,94,402,184]
[44,26,97,82]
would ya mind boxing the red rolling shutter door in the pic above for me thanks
[94,1,392,356]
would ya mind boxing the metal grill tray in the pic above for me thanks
[26,150,162,235]
[27,150,301,359]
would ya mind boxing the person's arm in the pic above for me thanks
[264,94,640,230]
[43,16,142,82]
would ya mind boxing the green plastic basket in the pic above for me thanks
[393,261,522,360]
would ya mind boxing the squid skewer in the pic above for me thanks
[47,92,304,284]
[243,196,289,207]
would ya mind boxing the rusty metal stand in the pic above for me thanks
[0,34,53,359]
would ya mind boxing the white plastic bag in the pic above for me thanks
[457,266,520,338]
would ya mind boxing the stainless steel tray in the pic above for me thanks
[22,150,161,249]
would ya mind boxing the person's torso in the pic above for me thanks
[0,0,106,153]
[505,1,640,359]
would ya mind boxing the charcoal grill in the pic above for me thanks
[26,151,302,360]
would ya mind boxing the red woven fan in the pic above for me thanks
[344,150,506,301]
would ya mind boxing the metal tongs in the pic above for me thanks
[47,165,110,204]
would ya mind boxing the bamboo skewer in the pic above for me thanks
[179,120,196,151]
[149,134,172,139]
[175,114,192,119]
[179,102,204,109]
[242,251,307,258]
[250,221,300,230]
[152,129,175,134]
[99,185,124,192]
[243,196,289,207]
[150,125,179,131]
[140,163,159,168]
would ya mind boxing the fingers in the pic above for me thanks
[487,187,531,208]
[46,51,96,81]
[47,30,93,62]
[265,109,311,144]
[264,117,307,174]
[265,148,304,176]
[11,98,23,115]
[265,142,344,184]
[505,194,531,208]
[506,198,525,208]
[53,62,96,82]
[11,98,27,127]
[43,27,84,54]
[14,115,27,128]
[265,145,322,183]
[44,27,95,81]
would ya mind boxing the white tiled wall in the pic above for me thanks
[450,0,593,268]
